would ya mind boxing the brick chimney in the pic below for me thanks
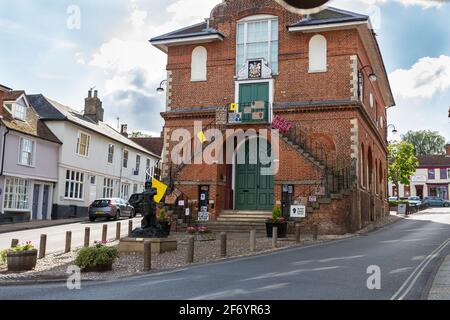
[84,89,104,123]
[121,124,128,138]
[446,144,450,156]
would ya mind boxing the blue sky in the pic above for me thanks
[0,0,449,141]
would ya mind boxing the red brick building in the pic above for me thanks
[150,1,395,234]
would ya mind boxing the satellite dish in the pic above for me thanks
[275,0,330,14]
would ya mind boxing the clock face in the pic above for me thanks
[283,0,329,9]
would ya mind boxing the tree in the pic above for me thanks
[130,131,150,138]
[388,141,419,195]
[401,130,446,156]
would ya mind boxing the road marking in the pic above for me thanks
[389,267,413,274]
[241,266,341,281]
[390,238,450,300]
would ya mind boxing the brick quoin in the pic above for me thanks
[152,0,395,234]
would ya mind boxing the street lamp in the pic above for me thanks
[360,65,377,82]
[156,80,167,94]
[387,124,397,134]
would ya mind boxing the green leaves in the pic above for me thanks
[75,245,119,269]
[402,130,446,156]
[388,141,419,188]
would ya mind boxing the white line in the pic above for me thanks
[391,238,450,300]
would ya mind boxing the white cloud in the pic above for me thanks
[332,0,444,9]
[389,55,450,100]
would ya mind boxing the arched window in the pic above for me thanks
[309,34,327,73]
[191,46,207,81]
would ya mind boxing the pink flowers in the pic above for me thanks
[186,226,210,234]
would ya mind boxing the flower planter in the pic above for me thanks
[193,233,216,242]
[7,249,38,272]
[81,262,113,273]
[266,222,288,238]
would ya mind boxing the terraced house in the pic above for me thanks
[0,84,61,223]
[151,0,395,234]
[27,90,161,219]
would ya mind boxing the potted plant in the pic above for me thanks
[186,226,215,241]
[0,241,37,272]
[75,241,119,272]
[158,207,171,235]
[266,206,287,238]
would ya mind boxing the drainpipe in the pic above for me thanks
[0,122,10,176]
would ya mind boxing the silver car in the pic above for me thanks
[88,198,135,222]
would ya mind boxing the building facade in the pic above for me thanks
[389,144,450,200]
[28,91,161,219]
[0,86,61,223]
[150,1,395,234]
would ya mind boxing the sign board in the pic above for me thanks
[228,112,242,124]
[178,200,185,207]
[398,204,407,215]
[252,111,265,120]
[290,205,306,218]
[308,196,317,203]
[411,175,427,183]
[185,208,190,216]
[198,211,209,221]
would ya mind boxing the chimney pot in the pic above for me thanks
[121,124,128,137]
[88,90,92,98]
[94,90,98,98]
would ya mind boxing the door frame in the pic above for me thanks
[234,79,274,123]
[232,135,274,210]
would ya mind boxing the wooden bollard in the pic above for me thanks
[116,222,121,240]
[11,239,19,248]
[313,224,319,241]
[295,225,301,243]
[272,226,278,249]
[102,224,108,242]
[143,240,152,271]
[220,232,227,257]
[38,234,47,259]
[128,220,133,236]
[65,231,72,253]
[250,230,256,252]
[187,236,195,263]
[84,227,90,247]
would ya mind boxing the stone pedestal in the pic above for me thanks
[118,237,177,254]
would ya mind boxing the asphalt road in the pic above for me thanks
[0,217,143,254]
[1,208,450,300]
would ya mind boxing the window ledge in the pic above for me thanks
[191,78,207,82]
[308,69,327,74]
[63,198,85,202]
[17,163,36,168]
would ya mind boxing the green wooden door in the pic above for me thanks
[235,140,274,211]
[239,82,269,123]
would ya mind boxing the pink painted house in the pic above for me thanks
[0,84,61,223]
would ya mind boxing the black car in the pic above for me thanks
[128,193,144,216]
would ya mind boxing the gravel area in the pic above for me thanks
[0,215,400,283]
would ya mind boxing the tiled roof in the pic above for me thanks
[27,94,160,159]
[0,84,12,92]
[2,90,25,101]
[418,155,450,167]
[150,22,224,42]
[130,137,163,157]
[0,93,61,144]
[289,7,368,28]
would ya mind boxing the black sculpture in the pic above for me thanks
[129,180,169,238]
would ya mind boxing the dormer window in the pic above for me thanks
[236,16,278,74]
[13,103,26,121]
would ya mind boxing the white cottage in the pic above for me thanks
[28,90,160,219]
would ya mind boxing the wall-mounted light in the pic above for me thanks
[387,124,397,134]
[156,80,167,94]
[360,65,377,83]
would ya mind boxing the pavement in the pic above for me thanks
[428,252,450,299]
[0,217,143,254]
[0,207,449,300]
[0,218,85,234]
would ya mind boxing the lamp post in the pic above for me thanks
[360,65,377,83]
[156,80,167,94]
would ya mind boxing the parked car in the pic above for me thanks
[388,196,399,201]
[128,193,144,216]
[407,196,422,207]
[88,198,135,222]
[422,196,450,208]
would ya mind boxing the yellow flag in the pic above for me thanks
[152,177,168,204]
[197,131,206,144]
[230,103,237,112]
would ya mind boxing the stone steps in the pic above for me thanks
[204,221,267,234]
